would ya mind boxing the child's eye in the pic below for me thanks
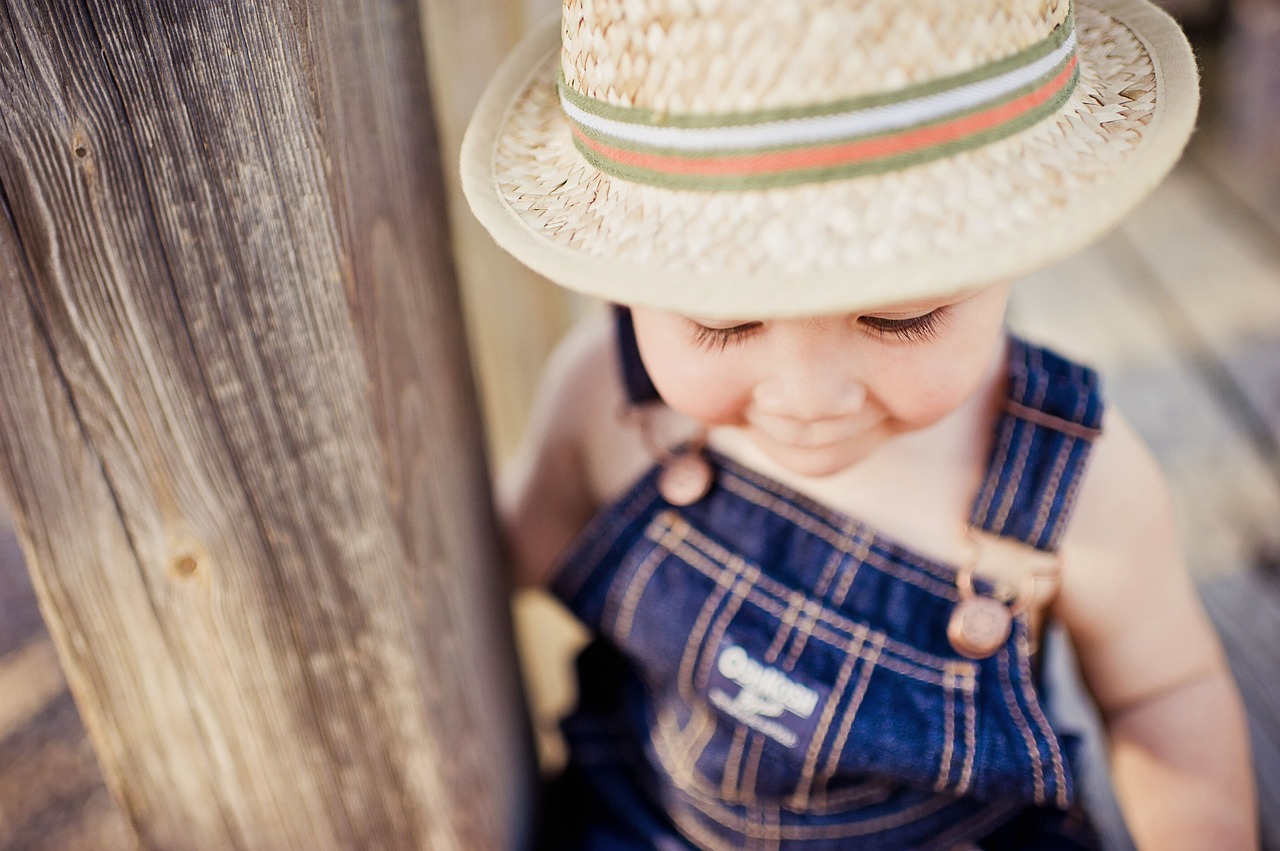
[859,307,950,343]
[689,321,762,352]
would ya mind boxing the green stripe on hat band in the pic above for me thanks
[558,10,1075,132]
[569,60,1079,191]
[571,55,1073,161]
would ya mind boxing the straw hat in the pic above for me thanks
[461,0,1198,319]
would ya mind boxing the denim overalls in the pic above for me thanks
[541,315,1104,850]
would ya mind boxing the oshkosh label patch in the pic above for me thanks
[706,642,828,748]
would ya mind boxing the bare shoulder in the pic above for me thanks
[496,314,621,587]
[1054,407,1223,714]
[497,314,662,586]
[1064,408,1172,557]
[530,312,623,446]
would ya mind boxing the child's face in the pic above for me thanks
[630,283,1013,477]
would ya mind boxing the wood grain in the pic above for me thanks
[1009,217,1280,578]
[0,1,529,848]
[1200,569,1280,850]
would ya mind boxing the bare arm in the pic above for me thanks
[1056,412,1257,849]
[496,317,614,588]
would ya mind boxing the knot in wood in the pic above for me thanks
[172,554,199,579]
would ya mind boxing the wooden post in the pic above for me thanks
[0,1,531,848]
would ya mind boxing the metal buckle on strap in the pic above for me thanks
[947,527,1062,659]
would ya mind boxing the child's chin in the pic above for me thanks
[762,443,869,479]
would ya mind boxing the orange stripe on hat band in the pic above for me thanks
[573,57,1078,184]
[560,9,1082,192]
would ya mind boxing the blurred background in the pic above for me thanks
[1,0,1278,847]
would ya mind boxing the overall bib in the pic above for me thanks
[542,321,1104,850]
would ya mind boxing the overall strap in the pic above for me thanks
[613,305,663,404]
[969,337,1105,552]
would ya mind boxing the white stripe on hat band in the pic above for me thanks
[560,28,1076,152]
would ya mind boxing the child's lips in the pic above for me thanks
[745,410,866,449]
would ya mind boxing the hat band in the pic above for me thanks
[559,14,1079,191]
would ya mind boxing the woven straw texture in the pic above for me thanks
[563,0,1070,112]
[463,0,1198,318]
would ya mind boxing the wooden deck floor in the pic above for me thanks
[3,19,1280,851]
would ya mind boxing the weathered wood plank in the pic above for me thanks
[1009,217,1280,578]
[1117,166,1280,461]
[0,521,42,660]
[0,689,132,851]
[295,0,535,836]
[0,522,133,851]
[1200,570,1280,850]
[0,1,529,848]
[0,638,64,742]
[1190,3,1280,237]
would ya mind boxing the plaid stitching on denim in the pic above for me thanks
[1029,433,1078,546]
[936,666,959,792]
[830,528,872,609]
[745,546,849,804]
[787,553,851,672]
[644,515,997,823]
[655,516,965,678]
[667,777,960,839]
[789,632,869,808]
[971,340,1031,524]
[656,719,907,818]
[1015,629,1069,807]
[631,506,1078,828]
[941,662,980,794]
[766,558,825,664]
[812,777,896,811]
[969,339,1103,551]
[958,677,978,795]
[741,732,767,807]
[660,699,720,792]
[555,474,659,599]
[783,612,819,672]
[662,530,956,685]
[717,468,960,595]
[677,552,739,703]
[997,642,1046,803]
[723,725,751,802]
[1029,380,1092,548]
[765,805,782,851]
[991,347,1049,532]
[813,632,886,801]
[606,532,679,640]
[695,573,757,692]
[786,544,857,672]
[710,568,956,684]
[655,699,762,812]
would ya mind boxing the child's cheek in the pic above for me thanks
[649,359,752,426]
[885,346,998,428]
[631,311,755,426]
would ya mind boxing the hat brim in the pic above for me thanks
[461,0,1198,319]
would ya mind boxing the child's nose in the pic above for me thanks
[752,374,866,420]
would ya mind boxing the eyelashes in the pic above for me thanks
[688,307,950,351]
[858,306,950,343]
[690,321,762,351]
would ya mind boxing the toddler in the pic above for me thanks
[461,0,1257,847]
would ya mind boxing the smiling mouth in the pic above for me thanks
[746,412,866,449]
